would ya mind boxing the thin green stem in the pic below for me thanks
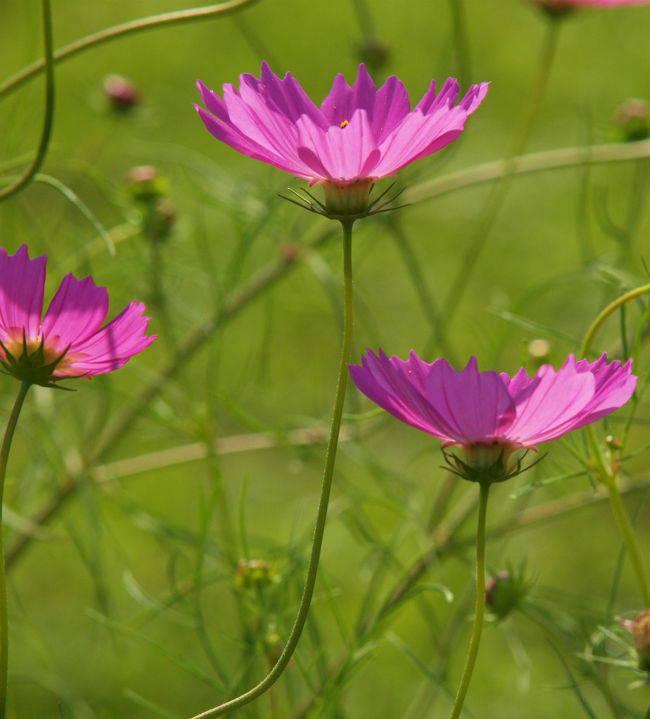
[405,139,650,206]
[580,283,650,358]
[605,479,650,607]
[187,220,355,719]
[0,0,54,203]
[0,0,258,100]
[448,0,471,87]
[509,17,560,159]
[448,481,490,719]
[0,381,31,719]
[584,426,650,606]
[439,18,560,325]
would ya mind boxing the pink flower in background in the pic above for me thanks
[532,0,648,7]
[349,350,636,480]
[195,63,488,213]
[0,245,156,386]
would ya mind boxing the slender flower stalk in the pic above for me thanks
[188,220,355,719]
[0,381,30,719]
[448,482,489,719]
[439,16,560,338]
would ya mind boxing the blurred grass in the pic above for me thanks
[1,0,650,717]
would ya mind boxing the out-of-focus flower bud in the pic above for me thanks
[614,98,649,142]
[486,569,532,620]
[527,338,552,368]
[124,166,168,203]
[235,559,276,590]
[531,1,576,18]
[357,38,390,75]
[621,609,650,672]
[103,74,140,112]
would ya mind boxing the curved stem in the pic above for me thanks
[188,220,355,719]
[0,0,258,100]
[448,481,490,719]
[0,381,31,719]
[579,283,650,357]
[0,0,54,203]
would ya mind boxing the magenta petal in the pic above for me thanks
[424,357,516,444]
[296,110,380,182]
[504,364,596,444]
[371,75,411,141]
[259,61,328,128]
[0,245,46,342]
[349,350,458,442]
[62,301,156,376]
[320,72,355,126]
[41,274,109,347]
[196,79,230,121]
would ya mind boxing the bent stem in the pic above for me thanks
[0,0,54,203]
[0,380,31,718]
[448,481,490,719]
[579,282,650,358]
[188,220,355,719]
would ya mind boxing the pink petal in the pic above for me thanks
[349,350,459,442]
[371,75,411,141]
[296,110,380,183]
[423,357,516,444]
[0,245,46,342]
[41,274,109,349]
[257,62,328,128]
[60,301,156,377]
[505,364,596,444]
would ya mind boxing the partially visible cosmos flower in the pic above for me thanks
[531,0,648,10]
[195,62,488,215]
[0,245,156,387]
[349,350,636,482]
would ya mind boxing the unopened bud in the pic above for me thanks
[124,166,166,203]
[235,558,276,590]
[621,609,650,672]
[532,0,576,18]
[104,74,140,112]
[614,98,649,142]
[485,569,531,620]
[528,338,552,368]
[357,38,390,74]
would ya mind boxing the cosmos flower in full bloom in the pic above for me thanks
[349,349,636,482]
[0,245,156,387]
[195,62,489,216]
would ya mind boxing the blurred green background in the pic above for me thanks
[1,0,650,717]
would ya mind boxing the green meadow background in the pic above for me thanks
[1,1,650,717]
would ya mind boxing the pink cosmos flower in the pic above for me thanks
[0,245,156,386]
[349,349,636,480]
[195,62,488,214]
